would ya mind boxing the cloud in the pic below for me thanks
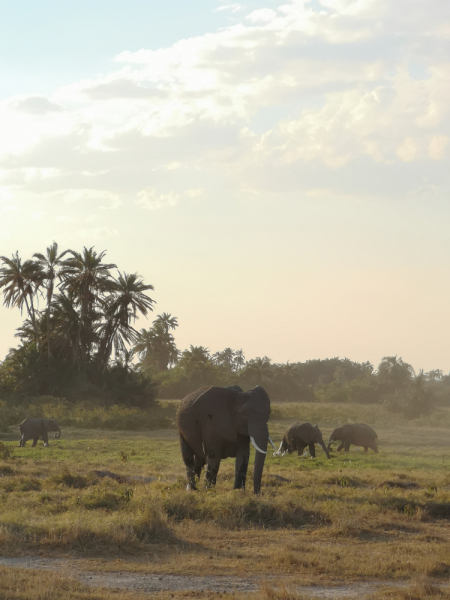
[246,8,277,22]
[216,3,242,13]
[82,79,167,101]
[11,96,64,115]
[136,188,179,210]
[0,0,449,205]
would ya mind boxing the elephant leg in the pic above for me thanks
[42,432,49,447]
[336,441,345,452]
[194,455,206,480]
[32,437,39,447]
[344,440,351,452]
[179,435,197,491]
[205,456,221,488]
[309,443,316,458]
[234,437,250,490]
[297,444,306,456]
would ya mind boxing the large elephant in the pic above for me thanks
[275,422,330,459]
[19,418,61,447]
[327,423,378,453]
[177,385,276,494]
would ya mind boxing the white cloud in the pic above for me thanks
[136,188,179,210]
[216,4,243,13]
[0,0,449,203]
[428,135,449,160]
[11,96,64,115]
[246,9,277,22]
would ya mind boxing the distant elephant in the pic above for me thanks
[327,423,378,453]
[275,422,330,459]
[177,385,276,494]
[19,418,61,447]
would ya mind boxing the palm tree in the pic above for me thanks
[233,349,246,371]
[244,356,273,386]
[33,242,70,360]
[50,292,82,364]
[60,247,117,368]
[153,313,178,332]
[425,369,443,381]
[178,346,210,372]
[377,355,415,394]
[96,272,155,369]
[0,252,43,344]
[135,322,178,372]
[134,313,179,372]
[212,348,235,371]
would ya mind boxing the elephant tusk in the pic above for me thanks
[268,437,277,451]
[273,440,284,456]
[250,436,267,455]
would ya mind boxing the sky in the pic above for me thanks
[1,0,450,374]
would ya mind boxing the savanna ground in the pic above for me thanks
[1,401,450,599]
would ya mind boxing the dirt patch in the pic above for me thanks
[0,556,414,598]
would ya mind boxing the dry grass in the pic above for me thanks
[0,568,150,600]
[0,402,450,594]
[368,577,450,599]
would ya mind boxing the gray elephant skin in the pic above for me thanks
[327,423,378,453]
[177,385,274,494]
[276,422,330,459]
[19,418,61,447]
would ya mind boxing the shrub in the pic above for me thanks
[0,443,13,461]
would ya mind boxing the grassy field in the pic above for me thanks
[0,402,450,599]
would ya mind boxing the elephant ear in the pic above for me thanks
[196,386,238,442]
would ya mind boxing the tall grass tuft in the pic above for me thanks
[161,489,326,529]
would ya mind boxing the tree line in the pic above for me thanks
[0,244,448,418]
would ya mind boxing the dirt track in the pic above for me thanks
[0,556,409,598]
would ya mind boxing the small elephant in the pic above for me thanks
[177,385,276,494]
[327,423,378,453]
[275,423,330,459]
[19,418,61,447]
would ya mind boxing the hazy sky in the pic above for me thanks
[1,0,450,373]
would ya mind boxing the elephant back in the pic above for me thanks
[350,423,378,445]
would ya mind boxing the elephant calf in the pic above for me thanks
[327,423,378,453]
[275,422,330,459]
[19,418,61,447]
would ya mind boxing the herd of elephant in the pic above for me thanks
[17,385,378,495]
[177,385,378,494]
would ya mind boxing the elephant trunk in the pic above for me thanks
[54,429,61,439]
[249,423,269,495]
[319,440,331,459]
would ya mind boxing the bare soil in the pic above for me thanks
[0,557,411,598]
